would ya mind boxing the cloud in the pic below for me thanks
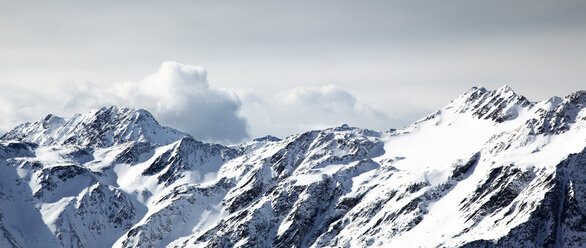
[282,84,357,110]
[0,62,249,144]
[0,62,394,144]
[0,85,58,134]
[107,61,249,143]
[235,84,393,138]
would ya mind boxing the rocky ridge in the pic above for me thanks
[0,86,585,248]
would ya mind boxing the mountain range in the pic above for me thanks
[1,85,585,247]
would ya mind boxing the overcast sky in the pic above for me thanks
[1,1,585,143]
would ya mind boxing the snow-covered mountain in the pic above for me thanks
[2,106,189,148]
[1,86,585,248]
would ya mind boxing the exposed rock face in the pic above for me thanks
[0,86,585,248]
[446,85,533,123]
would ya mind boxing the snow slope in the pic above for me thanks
[0,86,585,248]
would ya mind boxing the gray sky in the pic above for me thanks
[1,1,585,142]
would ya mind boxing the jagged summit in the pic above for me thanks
[252,135,281,142]
[445,85,532,122]
[495,84,514,93]
[0,106,190,147]
[408,85,534,127]
[412,86,586,138]
[528,89,586,134]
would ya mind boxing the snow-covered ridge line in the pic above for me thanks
[0,86,585,248]
[0,106,190,147]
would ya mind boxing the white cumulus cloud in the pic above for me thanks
[235,84,393,139]
[107,61,249,143]
[1,62,396,144]
[0,61,249,144]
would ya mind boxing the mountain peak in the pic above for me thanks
[492,84,519,99]
[496,84,514,92]
[468,86,488,93]
[567,89,586,104]
[443,85,532,123]
[252,135,281,142]
[1,106,190,147]
[41,114,66,130]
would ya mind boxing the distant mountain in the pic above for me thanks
[1,106,189,147]
[0,86,585,248]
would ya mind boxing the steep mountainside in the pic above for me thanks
[0,86,585,248]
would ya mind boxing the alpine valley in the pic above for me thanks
[1,86,585,248]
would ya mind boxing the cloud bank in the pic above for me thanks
[1,62,249,144]
[0,62,395,143]
[108,61,249,143]
[235,84,392,138]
